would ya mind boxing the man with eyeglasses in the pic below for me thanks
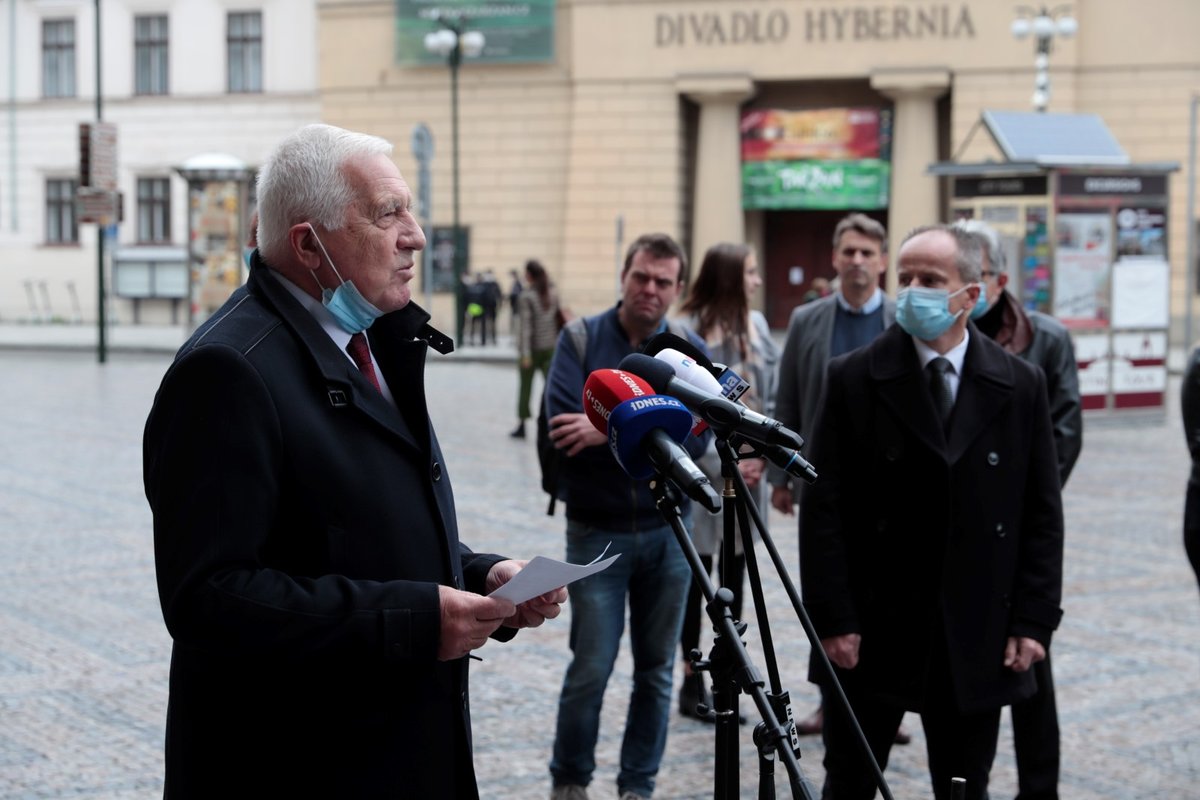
[956,219,1082,800]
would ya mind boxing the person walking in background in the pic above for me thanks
[481,269,502,346]
[957,218,1082,800]
[1184,347,1200,596]
[508,268,524,336]
[510,259,562,439]
[674,242,779,721]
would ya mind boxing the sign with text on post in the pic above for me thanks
[79,122,118,191]
[78,122,120,225]
[394,0,555,65]
[740,107,891,210]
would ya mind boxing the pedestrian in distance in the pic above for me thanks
[511,259,562,440]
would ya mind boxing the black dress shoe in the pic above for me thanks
[679,674,716,722]
[509,421,526,439]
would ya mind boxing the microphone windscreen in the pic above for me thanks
[641,331,715,371]
[654,348,725,396]
[607,394,694,479]
[617,353,676,395]
[583,369,654,434]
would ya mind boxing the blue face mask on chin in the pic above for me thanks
[969,282,990,320]
[306,224,384,334]
[896,285,969,341]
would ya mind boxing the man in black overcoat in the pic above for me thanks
[143,123,565,798]
[800,224,1064,800]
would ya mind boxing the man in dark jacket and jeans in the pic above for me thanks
[545,233,709,800]
[957,219,1082,800]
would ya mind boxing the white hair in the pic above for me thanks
[255,124,394,262]
[952,218,1005,273]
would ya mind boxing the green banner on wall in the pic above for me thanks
[742,159,891,210]
[395,0,555,65]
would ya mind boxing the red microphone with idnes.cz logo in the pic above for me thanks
[581,369,721,513]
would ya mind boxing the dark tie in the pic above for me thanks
[927,357,954,429]
[346,332,381,392]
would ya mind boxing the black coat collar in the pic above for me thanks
[868,323,1016,462]
[245,260,447,452]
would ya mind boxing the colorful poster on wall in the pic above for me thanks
[1053,212,1112,327]
[395,0,555,65]
[740,108,888,162]
[1021,206,1051,314]
[742,160,890,210]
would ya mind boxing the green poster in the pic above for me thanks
[742,160,891,210]
[395,0,555,65]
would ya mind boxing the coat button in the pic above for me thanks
[884,446,900,462]
[987,451,1000,466]
[432,461,442,481]
[995,523,1006,538]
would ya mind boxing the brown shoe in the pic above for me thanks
[893,723,912,745]
[795,704,823,736]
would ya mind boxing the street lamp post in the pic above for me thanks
[425,16,485,345]
[1011,5,1077,113]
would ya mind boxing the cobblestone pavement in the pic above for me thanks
[1,350,1198,799]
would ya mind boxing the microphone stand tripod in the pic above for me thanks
[705,435,896,800]
[646,474,815,800]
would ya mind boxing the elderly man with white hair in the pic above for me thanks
[144,123,565,799]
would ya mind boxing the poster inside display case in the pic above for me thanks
[1022,206,1052,314]
[1052,211,1112,327]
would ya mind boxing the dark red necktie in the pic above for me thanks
[346,332,381,392]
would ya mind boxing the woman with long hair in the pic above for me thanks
[510,259,562,439]
[675,242,779,721]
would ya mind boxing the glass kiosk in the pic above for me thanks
[930,111,1178,413]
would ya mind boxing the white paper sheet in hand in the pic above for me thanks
[488,543,620,605]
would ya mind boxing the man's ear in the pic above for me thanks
[964,282,981,308]
[288,223,322,271]
[997,273,1009,290]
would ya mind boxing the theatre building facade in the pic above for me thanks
[319,0,1200,338]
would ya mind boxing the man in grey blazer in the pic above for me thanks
[770,213,894,519]
[769,213,900,739]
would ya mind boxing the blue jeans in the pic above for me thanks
[549,519,692,797]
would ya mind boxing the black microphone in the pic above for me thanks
[618,353,806,452]
[641,331,722,378]
[760,442,819,485]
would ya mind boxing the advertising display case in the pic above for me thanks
[932,112,1177,413]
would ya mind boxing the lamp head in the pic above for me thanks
[460,30,485,58]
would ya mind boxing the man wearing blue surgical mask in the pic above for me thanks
[955,219,1081,800]
[143,123,567,799]
[800,224,1064,800]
